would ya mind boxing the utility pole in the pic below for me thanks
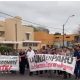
[62,15,75,47]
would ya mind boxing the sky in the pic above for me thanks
[0,1,80,34]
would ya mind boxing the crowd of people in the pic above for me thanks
[18,45,80,80]
[0,45,80,80]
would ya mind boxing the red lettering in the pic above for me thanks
[0,65,12,71]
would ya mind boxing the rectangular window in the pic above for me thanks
[23,42,32,47]
[55,37,59,39]
[23,42,38,47]
[26,33,30,40]
[33,43,38,46]
[66,36,70,38]
[75,36,80,42]
[0,31,5,37]
[29,43,32,46]
[23,42,28,47]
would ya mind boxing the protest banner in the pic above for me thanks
[28,54,76,75]
[0,56,19,71]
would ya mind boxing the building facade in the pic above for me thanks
[53,34,75,47]
[34,31,54,47]
[0,16,41,50]
[34,31,76,48]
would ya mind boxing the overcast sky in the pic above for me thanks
[0,1,80,34]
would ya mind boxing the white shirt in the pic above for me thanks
[27,50,35,58]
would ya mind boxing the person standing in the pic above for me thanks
[27,47,35,76]
[74,45,80,79]
[65,48,72,79]
[19,49,26,75]
[61,47,68,79]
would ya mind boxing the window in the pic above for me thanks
[66,36,70,38]
[23,42,28,47]
[26,33,30,40]
[75,36,80,42]
[33,43,38,46]
[23,42,38,47]
[29,43,32,46]
[55,37,59,39]
[0,31,5,37]
[23,42,32,47]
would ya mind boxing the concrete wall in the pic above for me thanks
[34,31,54,46]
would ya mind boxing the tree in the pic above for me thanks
[54,32,61,35]
[0,46,13,55]
[34,27,49,33]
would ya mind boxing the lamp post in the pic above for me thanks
[63,15,75,47]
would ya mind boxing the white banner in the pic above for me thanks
[0,56,19,71]
[28,54,76,75]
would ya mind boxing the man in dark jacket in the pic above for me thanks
[74,45,80,79]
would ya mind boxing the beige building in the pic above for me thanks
[0,16,41,50]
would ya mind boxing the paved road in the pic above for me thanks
[0,71,75,80]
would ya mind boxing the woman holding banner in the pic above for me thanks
[27,47,35,76]
[60,47,70,79]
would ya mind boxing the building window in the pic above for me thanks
[23,42,28,46]
[33,43,38,46]
[29,43,32,46]
[23,42,32,47]
[26,33,30,40]
[66,36,70,38]
[55,37,59,39]
[0,31,5,37]
[75,36,80,42]
[23,42,38,47]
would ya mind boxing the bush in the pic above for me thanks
[0,46,13,54]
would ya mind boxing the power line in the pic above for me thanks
[0,11,48,27]
[0,11,71,33]
[46,26,71,33]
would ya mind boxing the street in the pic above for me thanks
[0,70,75,80]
